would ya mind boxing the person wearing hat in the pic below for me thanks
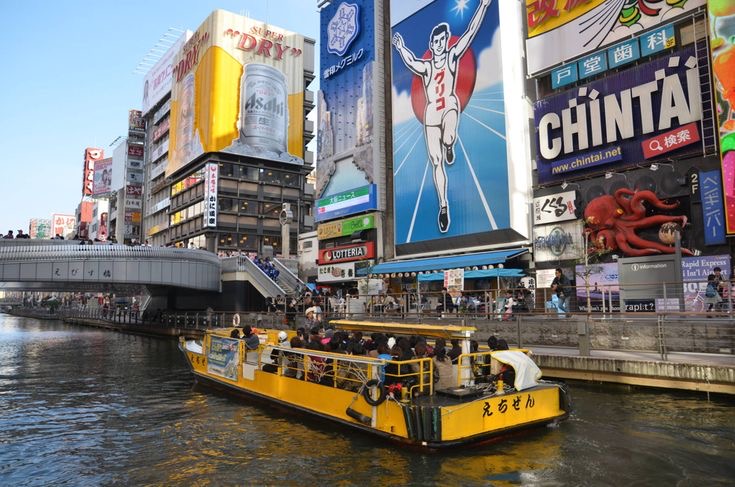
[16,229,29,239]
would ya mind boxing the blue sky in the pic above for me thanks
[0,0,319,234]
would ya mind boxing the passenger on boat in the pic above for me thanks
[376,342,393,383]
[230,328,241,339]
[433,341,455,390]
[241,325,260,350]
[286,336,304,379]
[448,339,462,364]
[411,341,434,391]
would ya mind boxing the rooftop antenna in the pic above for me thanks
[133,27,186,75]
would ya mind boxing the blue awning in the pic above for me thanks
[417,268,525,282]
[369,248,527,275]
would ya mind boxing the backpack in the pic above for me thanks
[705,283,716,298]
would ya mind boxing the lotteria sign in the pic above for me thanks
[318,241,375,264]
[534,47,704,183]
[315,184,377,222]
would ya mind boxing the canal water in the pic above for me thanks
[1,315,733,486]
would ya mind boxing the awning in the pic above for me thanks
[417,268,525,282]
[369,248,527,275]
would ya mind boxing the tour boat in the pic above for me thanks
[179,320,571,449]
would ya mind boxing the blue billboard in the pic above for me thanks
[534,46,704,184]
[390,0,508,248]
[317,0,376,200]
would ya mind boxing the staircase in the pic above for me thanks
[272,257,307,296]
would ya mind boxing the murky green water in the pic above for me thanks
[1,314,733,486]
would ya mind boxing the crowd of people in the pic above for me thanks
[3,229,30,239]
[228,324,514,395]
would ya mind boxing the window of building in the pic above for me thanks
[218,233,236,247]
[262,202,281,218]
[239,199,258,214]
[219,162,234,177]
[240,166,259,181]
[283,173,300,188]
[261,169,282,185]
[219,197,236,212]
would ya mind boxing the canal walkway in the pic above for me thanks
[4,307,734,395]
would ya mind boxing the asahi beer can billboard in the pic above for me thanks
[166,10,309,178]
[241,63,288,152]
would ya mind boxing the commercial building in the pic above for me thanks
[526,1,728,311]
[159,10,316,253]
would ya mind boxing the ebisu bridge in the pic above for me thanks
[0,240,303,311]
[0,240,222,309]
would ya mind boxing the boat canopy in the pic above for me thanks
[329,320,476,339]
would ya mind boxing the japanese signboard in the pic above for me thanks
[318,262,357,282]
[533,190,577,225]
[317,213,376,240]
[525,0,704,75]
[29,218,51,239]
[142,32,190,115]
[535,47,704,184]
[203,162,218,228]
[82,147,104,196]
[51,214,76,239]
[443,268,465,295]
[533,220,583,262]
[318,241,375,264]
[317,0,378,205]
[641,122,700,159]
[316,184,377,222]
[699,170,726,246]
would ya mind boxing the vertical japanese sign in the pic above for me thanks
[699,170,726,245]
[203,162,218,228]
[710,4,735,233]
[82,148,104,196]
[443,268,464,295]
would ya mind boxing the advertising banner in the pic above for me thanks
[29,218,51,239]
[533,190,577,225]
[533,220,584,262]
[142,32,190,115]
[82,147,104,196]
[167,10,307,177]
[317,213,376,240]
[127,144,144,159]
[574,262,620,312]
[391,0,510,247]
[128,110,145,132]
[318,241,375,264]
[315,184,377,222]
[443,268,464,295]
[203,162,218,227]
[92,158,112,196]
[699,170,726,246]
[535,47,704,184]
[318,262,357,282]
[682,254,730,312]
[51,214,76,239]
[317,0,376,199]
[710,6,735,233]
[207,336,240,380]
[525,0,706,75]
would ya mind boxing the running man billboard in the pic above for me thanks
[391,0,515,253]
[166,10,311,178]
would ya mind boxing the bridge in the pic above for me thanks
[0,240,221,294]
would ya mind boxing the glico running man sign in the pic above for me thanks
[390,0,510,252]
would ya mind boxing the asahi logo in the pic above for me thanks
[244,92,284,116]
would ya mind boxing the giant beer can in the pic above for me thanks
[240,63,288,153]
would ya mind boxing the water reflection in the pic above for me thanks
[1,315,733,486]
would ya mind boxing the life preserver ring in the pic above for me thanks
[362,379,387,406]
[232,313,241,327]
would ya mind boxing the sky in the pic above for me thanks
[0,0,320,234]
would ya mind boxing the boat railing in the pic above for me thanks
[254,345,435,398]
[456,351,498,386]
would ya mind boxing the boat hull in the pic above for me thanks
[179,338,570,449]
